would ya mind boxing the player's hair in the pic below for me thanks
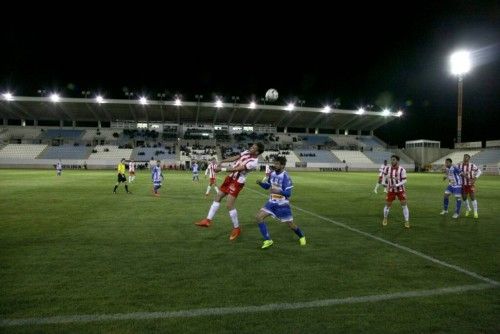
[121,158,125,162]
[464,154,470,159]
[274,155,287,166]
[157,160,161,164]
[391,155,400,161]
[255,142,265,154]
[445,158,452,163]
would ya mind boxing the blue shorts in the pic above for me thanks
[445,185,461,196]
[262,201,293,222]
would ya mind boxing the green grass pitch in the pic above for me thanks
[1,169,499,333]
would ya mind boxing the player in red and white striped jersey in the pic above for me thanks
[457,154,482,218]
[382,155,410,228]
[204,158,219,197]
[195,142,265,241]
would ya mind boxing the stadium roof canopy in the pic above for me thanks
[0,96,401,131]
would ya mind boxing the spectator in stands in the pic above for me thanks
[113,158,131,194]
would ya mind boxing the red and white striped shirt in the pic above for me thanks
[229,150,259,184]
[205,161,218,179]
[383,165,407,192]
[458,162,481,186]
[128,162,135,172]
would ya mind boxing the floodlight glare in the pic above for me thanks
[139,97,147,105]
[50,94,60,102]
[249,102,256,109]
[322,106,331,113]
[174,98,182,106]
[95,96,104,103]
[215,99,223,108]
[286,103,295,111]
[450,51,471,76]
[2,92,13,101]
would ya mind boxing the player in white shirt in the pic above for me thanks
[382,155,410,228]
[196,142,265,241]
[56,160,62,176]
[373,160,388,194]
[192,161,199,182]
[204,158,219,197]
[457,153,482,219]
[128,160,136,183]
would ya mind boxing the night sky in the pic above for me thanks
[1,1,499,148]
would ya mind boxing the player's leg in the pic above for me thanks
[256,209,273,248]
[196,191,227,227]
[463,191,471,216]
[286,220,306,246]
[374,179,381,193]
[383,195,394,226]
[400,197,410,228]
[225,194,242,240]
[470,191,478,218]
[441,190,450,214]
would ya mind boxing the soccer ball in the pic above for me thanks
[265,88,279,102]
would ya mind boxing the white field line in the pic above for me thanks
[0,283,495,327]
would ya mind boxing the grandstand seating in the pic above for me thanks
[38,144,91,159]
[432,150,481,165]
[130,147,177,161]
[295,149,341,163]
[331,150,372,164]
[0,144,47,159]
[470,149,500,165]
[41,129,84,139]
[87,145,132,160]
[363,151,393,164]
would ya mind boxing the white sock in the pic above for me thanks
[128,176,131,182]
[465,199,471,211]
[374,183,379,191]
[229,209,239,228]
[207,201,220,220]
[383,206,390,218]
[205,185,211,195]
[402,205,410,221]
[214,186,219,194]
[472,200,478,213]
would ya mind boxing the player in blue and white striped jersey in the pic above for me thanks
[440,158,462,218]
[255,156,306,249]
[151,160,163,197]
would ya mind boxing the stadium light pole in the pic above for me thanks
[450,50,471,144]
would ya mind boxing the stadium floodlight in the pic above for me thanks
[357,108,365,115]
[139,97,148,105]
[382,108,390,116]
[450,50,471,144]
[174,98,182,106]
[285,103,295,111]
[321,106,331,113]
[2,92,14,101]
[95,96,104,104]
[396,110,403,117]
[249,102,256,109]
[450,50,471,76]
[215,99,223,108]
[50,93,60,102]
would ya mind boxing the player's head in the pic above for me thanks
[273,156,287,172]
[390,155,400,166]
[250,142,265,155]
[383,160,387,165]
[157,160,161,166]
[121,158,125,163]
[445,158,452,168]
[463,154,470,163]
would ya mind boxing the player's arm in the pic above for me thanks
[256,179,271,190]
[395,179,407,187]
[220,154,241,164]
[474,167,482,179]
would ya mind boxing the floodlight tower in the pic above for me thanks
[450,50,471,144]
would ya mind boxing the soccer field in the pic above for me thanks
[1,169,499,333]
